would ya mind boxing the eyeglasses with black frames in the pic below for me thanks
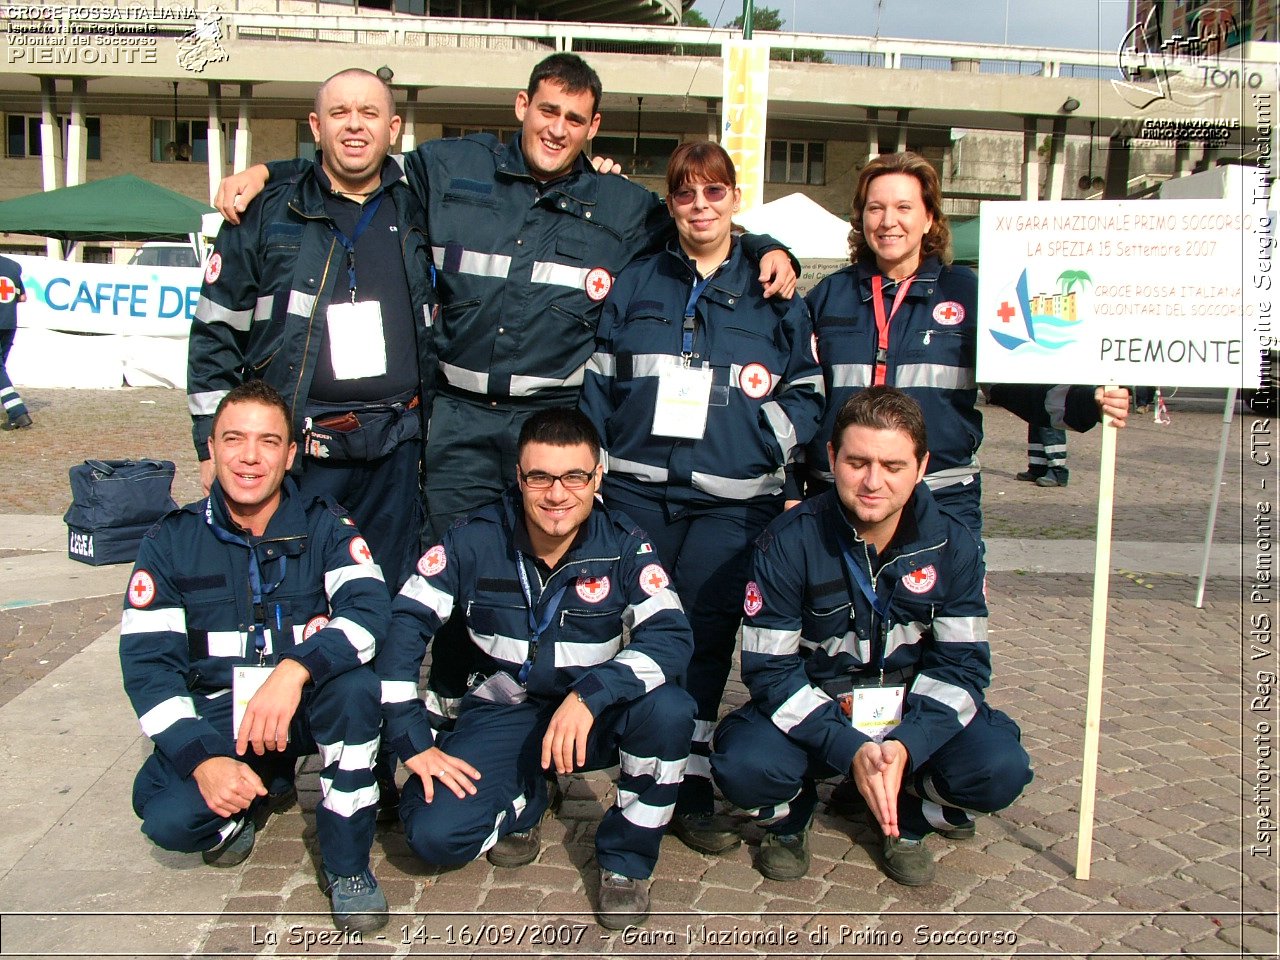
[518,469,596,490]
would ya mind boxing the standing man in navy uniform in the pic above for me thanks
[120,381,391,932]
[188,68,437,594]
[0,254,32,429]
[377,408,696,930]
[712,388,1032,886]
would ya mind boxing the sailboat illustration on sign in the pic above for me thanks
[990,269,1085,354]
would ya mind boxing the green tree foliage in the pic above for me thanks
[726,6,829,62]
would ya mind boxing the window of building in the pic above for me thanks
[590,136,678,177]
[150,119,231,163]
[441,125,516,140]
[6,114,102,160]
[298,121,316,159]
[767,140,825,185]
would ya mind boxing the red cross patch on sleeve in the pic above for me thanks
[128,569,157,608]
[743,580,764,617]
[639,563,670,596]
[303,615,330,639]
[204,251,222,285]
[349,536,374,565]
[417,544,447,578]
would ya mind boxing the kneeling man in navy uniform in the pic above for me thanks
[378,408,695,929]
[712,386,1032,885]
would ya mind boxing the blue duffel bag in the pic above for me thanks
[63,459,178,565]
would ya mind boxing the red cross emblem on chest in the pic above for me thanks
[0,278,16,303]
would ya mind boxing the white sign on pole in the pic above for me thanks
[977,199,1265,389]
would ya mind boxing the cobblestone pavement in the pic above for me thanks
[0,387,1273,958]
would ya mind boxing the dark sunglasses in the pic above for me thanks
[669,183,730,206]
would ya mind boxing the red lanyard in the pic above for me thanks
[871,274,914,386]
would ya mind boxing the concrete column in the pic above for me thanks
[1021,117,1041,201]
[895,109,909,152]
[1196,143,1221,172]
[206,82,225,206]
[866,108,880,163]
[234,83,253,173]
[400,87,419,152]
[39,77,64,259]
[1045,117,1068,201]
[1102,135,1131,198]
[65,78,87,188]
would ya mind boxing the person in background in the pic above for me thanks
[0,253,32,429]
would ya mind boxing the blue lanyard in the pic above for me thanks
[682,274,715,358]
[206,497,287,663]
[330,193,384,302]
[835,530,890,678]
[514,553,568,685]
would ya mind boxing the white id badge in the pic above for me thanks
[651,365,713,439]
[850,685,905,742]
[326,300,387,380]
[233,665,275,739]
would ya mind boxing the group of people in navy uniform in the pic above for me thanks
[121,53,1128,933]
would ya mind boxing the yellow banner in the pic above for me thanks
[721,39,769,214]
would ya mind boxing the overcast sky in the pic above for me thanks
[690,0,1133,52]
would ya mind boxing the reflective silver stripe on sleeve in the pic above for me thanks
[729,363,778,393]
[786,373,825,394]
[619,749,686,785]
[819,630,865,662]
[761,400,798,459]
[830,363,873,388]
[604,455,669,483]
[894,363,975,390]
[327,616,376,663]
[691,468,784,500]
[630,354,685,379]
[772,684,830,734]
[194,295,253,331]
[911,675,978,726]
[616,789,676,829]
[924,459,980,491]
[934,616,988,645]
[138,695,198,737]
[587,351,615,378]
[623,588,683,630]
[253,295,273,320]
[613,648,665,692]
[325,565,385,598]
[400,575,456,623]
[741,625,801,656]
[121,607,187,636]
[467,630,529,666]
[380,680,419,704]
[431,245,512,279]
[692,718,715,744]
[423,690,462,720]
[1046,384,1072,429]
[439,362,490,395]
[510,367,585,396]
[554,636,622,667]
[884,622,924,660]
[286,290,317,318]
[188,390,228,416]
[531,260,590,289]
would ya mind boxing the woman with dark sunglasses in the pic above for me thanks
[579,141,824,854]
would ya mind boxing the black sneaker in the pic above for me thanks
[881,835,935,885]
[669,813,742,855]
[487,824,541,867]
[1034,475,1061,488]
[202,818,255,867]
[324,867,389,933]
[757,828,810,880]
[595,869,650,930]
[1015,470,1043,482]
[10,413,32,429]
